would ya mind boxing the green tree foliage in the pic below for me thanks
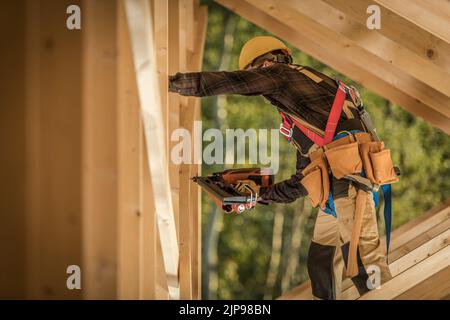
[200,2,450,300]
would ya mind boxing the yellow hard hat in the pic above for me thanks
[239,36,291,70]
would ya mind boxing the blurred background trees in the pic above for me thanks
[200,2,450,300]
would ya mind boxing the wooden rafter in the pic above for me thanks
[375,0,450,43]
[319,0,450,99]
[360,245,450,300]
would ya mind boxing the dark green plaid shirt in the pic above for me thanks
[169,63,344,203]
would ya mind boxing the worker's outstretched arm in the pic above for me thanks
[168,64,285,97]
[258,151,309,204]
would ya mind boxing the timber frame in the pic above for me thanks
[0,0,448,300]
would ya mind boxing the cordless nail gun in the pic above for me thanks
[192,168,274,214]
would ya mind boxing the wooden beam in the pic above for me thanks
[81,0,118,299]
[389,218,450,263]
[216,0,450,134]
[0,0,26,299]
[190,3,208,300]
[394,266,450,300]
[117,0,141,298]
[388,201,450,253]
[360,245,450,299]
[178,0,194,299]
[375,0,450,43]
[168,0,181,238]
[24,0,84,299]
[389,228,450,277]
[319,0,450,97]
[24,0,41,299]
[124,0,179,299]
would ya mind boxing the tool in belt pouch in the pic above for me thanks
[300,151,330,210]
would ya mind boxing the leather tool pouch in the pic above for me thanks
[301,153,330,209]
[359,141,399,185]
[325,140,362,179]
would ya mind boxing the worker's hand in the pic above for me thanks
[234,179,260,195]
[168,73,194,95]
[168,73,181,93]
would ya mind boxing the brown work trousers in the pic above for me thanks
[307,184,392,299]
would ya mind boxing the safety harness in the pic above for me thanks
[278,65,397,275]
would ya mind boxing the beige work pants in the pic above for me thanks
[307,184,392,299]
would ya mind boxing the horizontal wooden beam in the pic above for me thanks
[320,0,450,97]
[375,0,450,43]
[360,245,450,300]
[394,266,450,300]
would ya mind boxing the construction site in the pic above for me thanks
[0,0,449,301]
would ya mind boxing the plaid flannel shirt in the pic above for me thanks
[169,63,345,203]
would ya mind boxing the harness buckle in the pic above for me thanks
[279,123,293,140]
[348,85,363,108]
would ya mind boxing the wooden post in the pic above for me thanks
[0,0,26,299]
[81,0,118,299]
[117,0,142,299]
[124,0,180,299]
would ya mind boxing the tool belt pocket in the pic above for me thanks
[324,141,362,179]
[301,155,330,209]
[360,141,399,185]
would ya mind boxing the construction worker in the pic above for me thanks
[169,36,395,299]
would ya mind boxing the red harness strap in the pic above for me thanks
[280,81,348,147]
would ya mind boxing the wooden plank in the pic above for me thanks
[190,3,208,300]
[256,0,450,120]
[178,0,193,299]
[389,218,450,263]
[153,0,172,300]
[81,0,118,299]
[24,0,41,299]
[117,0,142,299]
[124,0,179,299]
[139,133,157,299]
[375,0,450,43]
[388,202,450,253]
[360,245,450,299]
[154,0,170,146]
[389,228,450,277]
[168,0,181,238]
[26,0,83,299]
[216,0,450,134]
[318,0,450,97]
[0,0,26,299]
[389,199,450,247]
[395,266,450,300]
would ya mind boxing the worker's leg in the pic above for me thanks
[334,184,392,296]
[307,210,344,300]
